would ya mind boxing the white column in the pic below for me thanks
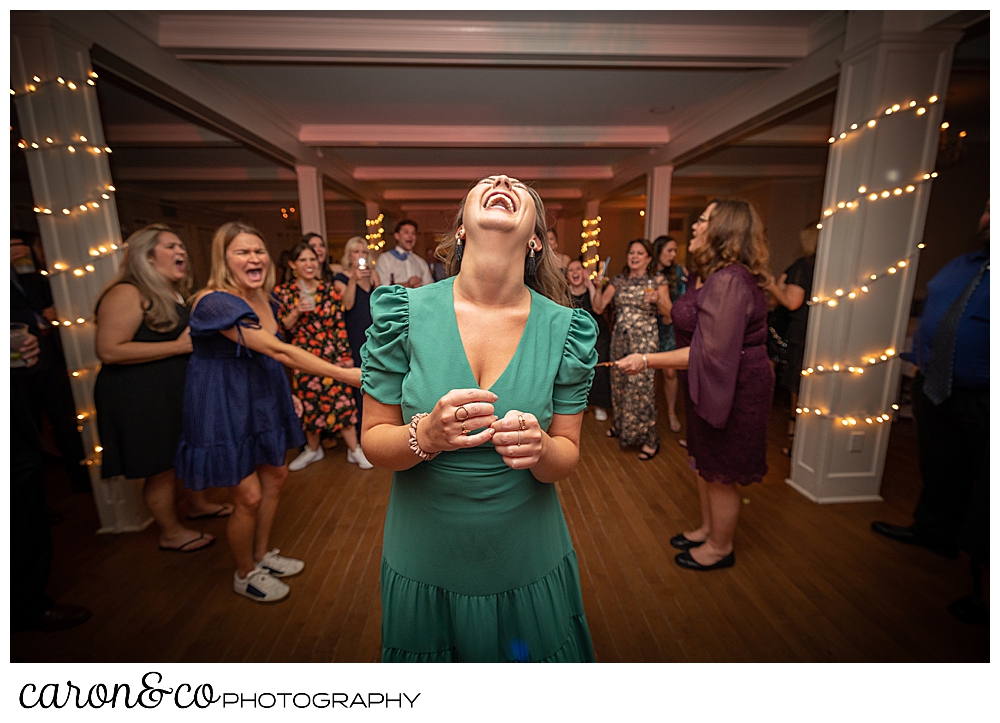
[12,13,151,532]
[645,165,673,241]
[787,11,961,503]
[295,164,326,241]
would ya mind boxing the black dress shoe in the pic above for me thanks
[675,549,735,571]
[947,593,989,626]
[871,521,960,559]
[669,533,705,551]
[27,604,92,632]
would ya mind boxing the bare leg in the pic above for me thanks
[689,480,741,565]
[664,368,680,431]
[185,489,234,518]
[253,464,288,563]
[682,475,712,542]
[228,471,263,577]
[304,430,321,451]
[144,470,213,549]
[340,425,360,452]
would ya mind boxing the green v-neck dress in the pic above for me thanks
[361,278,598,662]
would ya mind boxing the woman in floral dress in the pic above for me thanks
[594,239,661,460]
[273,242,372,471]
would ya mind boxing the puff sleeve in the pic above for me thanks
[552,307,599,415]
[688,268,754,429]
[189,292,260,335]
[360,285,410,405]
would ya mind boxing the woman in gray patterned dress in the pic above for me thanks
[595,239,660,460]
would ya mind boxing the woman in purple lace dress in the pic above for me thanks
[617,199,774,571]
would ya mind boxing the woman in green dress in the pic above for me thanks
[360,174,598,662]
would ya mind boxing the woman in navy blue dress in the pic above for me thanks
[175,222,361,603]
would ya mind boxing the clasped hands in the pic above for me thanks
[415,389,543,470]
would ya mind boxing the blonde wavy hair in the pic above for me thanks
[340,235,367,268]
[198,221,276,300]
[690,199,773,289]
[95,224,192,332]
[435,181,571,307]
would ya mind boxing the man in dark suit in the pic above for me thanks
[871,201,989,625]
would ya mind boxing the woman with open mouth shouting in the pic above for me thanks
[361,175,599,662]
[175,222,362,603]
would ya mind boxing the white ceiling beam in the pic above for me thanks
[301,125,670,147]
[104,123,238,147]
[674,164,827,178]
[733,125,832,146]
[159,14,814,67]
[352,166,615,181]
[582,14,846,202]
[383,188,582,201]
[45,10,378,205]
[114,166,297,182]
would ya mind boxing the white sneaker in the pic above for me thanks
[233,568,289,602]
[288,446,323,471]
[257,548,305,578]
[347,446,374,470]
[593,407,608,422]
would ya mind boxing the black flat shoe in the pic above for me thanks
[870,521,960,558]
[675,549,735,571]
[638,443,660,461]
[606,428,618,438]
[670,533,705,551]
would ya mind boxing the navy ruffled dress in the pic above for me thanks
[175,292,305,490]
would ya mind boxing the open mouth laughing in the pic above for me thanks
[483,190,517,213]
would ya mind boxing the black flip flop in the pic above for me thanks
[159,532,215,553]
[187,504,234,521]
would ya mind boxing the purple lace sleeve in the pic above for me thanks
[688,267,754,429]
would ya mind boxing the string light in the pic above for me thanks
[365,213,385,250]
[807,246,924,307]
[32,186,117,218]
[827,94,939,147]
[15,73,98,94]
[796,404,899,425]
[18,140,112,156]
[40,243,121,278]
[818,172,936,226]
[800,348,897,377]
[580,216,602,278]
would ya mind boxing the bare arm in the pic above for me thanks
[219,324,362,387]
[593,282,615,315]
[767,274,806,311]
[616,347,690,373]
[361,388,498,471]
[656,283,673,322]
[339,271,357,311]
[490,410,584,483]
[95,284,192,364]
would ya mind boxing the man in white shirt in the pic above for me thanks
[375,219,433,288]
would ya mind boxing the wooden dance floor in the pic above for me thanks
[13,397,988,663]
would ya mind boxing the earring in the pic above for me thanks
[526,240,540,277]
[455,230,465,264]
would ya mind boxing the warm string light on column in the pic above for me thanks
[18,138,113,155]
[32,186,117,218]
[580,216,601,278]
[795,404,900,426]
[815,172,937,228]
[280,206,296,220]
[11,72,99,96]
[826,94,940,147]
[806,244,926,308]
[39,242,122,278]
[366,213,385,250]
[800,347,899,377]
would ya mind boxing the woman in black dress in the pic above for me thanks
[334,236,381,430]
[566,258,611,419]
[94,224,231,552]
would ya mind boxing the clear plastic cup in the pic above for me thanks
[10,322,30,368]
[299,280,315,311]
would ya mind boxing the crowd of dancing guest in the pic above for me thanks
[94,225,232,552]
[618,199,774,571]
[651,235,687,434]
[596,239,662,461]
[174,222,361,602]
[274,242,370,471]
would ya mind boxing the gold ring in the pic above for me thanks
[517,414,527,431]
[517,430,522,446]
[455,406,470,421]
[461,420,468,434]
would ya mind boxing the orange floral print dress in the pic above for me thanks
[273,280,358,433]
